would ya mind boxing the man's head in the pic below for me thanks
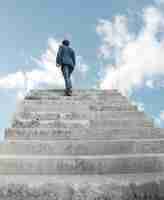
[62,39,70,46]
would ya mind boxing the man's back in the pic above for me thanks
[56,43,76,68]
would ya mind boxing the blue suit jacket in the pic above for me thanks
[56,45,76,68]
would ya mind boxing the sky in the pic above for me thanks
[0,0,164,139]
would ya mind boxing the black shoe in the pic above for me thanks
[65,89,72,96]
[69,89,72,94]
[67,90,72,96]
[64,90,68,96]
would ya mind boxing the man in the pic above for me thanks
[56,39,76,96]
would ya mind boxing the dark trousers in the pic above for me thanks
[61,65,74,90]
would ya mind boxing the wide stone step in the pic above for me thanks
[26,93,124,100]
[5,127,164,140]
[90,119,153,128]
[12,119,90,128]
[0,174,163,200]
[0,173,162,186]
[0,154,164,174]
[29,89,120,96]
[16,111,149,121]
[11,119,153,128]
[2,139,164,155]
[22,99,129,105]
[17,111,90,120]
[25,94,126,101]
[89,104,137,111]
[20,103,89,113]
[21,102,133,109]
[20,104,137,113]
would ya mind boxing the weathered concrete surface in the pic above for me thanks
[25,93,126,100]
[0,174,163,200]
[0,173,162,186]
[0,154,164,174]
[1,139,164,155]
[16,111,150,121]
[29,89,120,96]
[22,99,129,105]
[12,119,90,129]
[1,89,164,198]
[21,103,90,113]
[5,127,164,140]
[25,90,124,101]
[11,119,153,128]
[19,104,138,114]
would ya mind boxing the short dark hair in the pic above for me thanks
[62,39,70,46]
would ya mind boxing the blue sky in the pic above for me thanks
[0,0,164,138]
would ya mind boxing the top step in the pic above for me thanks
[30,89,119,93]
[26,90,126,100]
[28,89,121,97]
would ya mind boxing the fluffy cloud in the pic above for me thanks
[96,5,164,95]
[96,16,133,60]
[0,38,64,93]
[160,111,164,121]
[0,37,89,99]
[0,71,25,90]
[131,100,145,112]
[145,80,155,89]
[146,77,164,89]
[154,110,164,127]
[155,0,164,5]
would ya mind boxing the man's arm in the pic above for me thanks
[56,46,63,66]
[72,50,76,66]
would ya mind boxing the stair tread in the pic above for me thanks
[13,119,150,122]
[0,153,164,158]
[6,127,162,131]
[0,173,162,185]
[6,138,164,142]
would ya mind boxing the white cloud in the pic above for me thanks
[146,78,164,89]
[96,16,133,61]
[154,110,164,128]
[0,37,89,99]
[0,38,64,93]
[96,5,164,96]
[131,101,145,112]
[155,0,164,5]
[0,128,5,142]
[154,117,161,127]
[160,111,164,121]
[146,80,154,89]
[0,71,25,90]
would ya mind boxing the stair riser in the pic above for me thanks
[23,99,128,105]
[5,128,164,140]
[12,120,153,128]
[29,90,120,96]
[12,121,89,129]
[27,94,122,99]
[26,96,126,101]
[90,120,153,128]
[26,95,125,101]
[22,103,131,107]
[16,111,147,121]
[20,105,137,113]
[2,140,164,155]
[0,156,163,174]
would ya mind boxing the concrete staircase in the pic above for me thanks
[1,89,164,197]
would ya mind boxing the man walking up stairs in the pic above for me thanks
[56,40,76,96]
